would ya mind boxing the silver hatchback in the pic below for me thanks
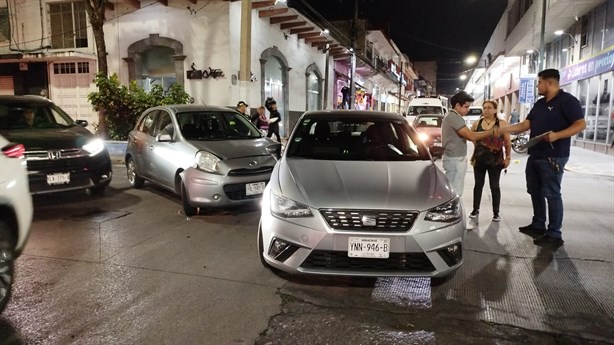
[126,105,281,216]
[258,111,465,279]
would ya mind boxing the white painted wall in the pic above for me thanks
[104,1,329,114]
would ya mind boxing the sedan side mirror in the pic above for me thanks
[76,119,88,127]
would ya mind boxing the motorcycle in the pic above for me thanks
[511,130,530,154]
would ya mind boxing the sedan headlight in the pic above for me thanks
[83,138,105,156]
[425,196,461,222]
[195,151,221,173]
[418,132,430,142]
[271,192,312,218]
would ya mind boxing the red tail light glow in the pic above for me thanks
[2,143,26,158]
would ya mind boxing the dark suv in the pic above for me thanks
[0,95,112,195]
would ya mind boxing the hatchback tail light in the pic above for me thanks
[2,143,26,158]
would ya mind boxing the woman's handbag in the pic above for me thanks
[473,144,501,168]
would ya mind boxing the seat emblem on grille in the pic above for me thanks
[249,160,258,167]
[48,150,61,160]
[361,215,377,227]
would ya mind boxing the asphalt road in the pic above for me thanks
[1,155,613,345]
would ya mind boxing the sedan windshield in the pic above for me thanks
[286,118,430,161]
[177,111,261,140]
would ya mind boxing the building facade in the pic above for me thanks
[465,0,613,154]
[1,0,419,137]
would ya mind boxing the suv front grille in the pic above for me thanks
[301,250,435,272]
[320,209,417,231]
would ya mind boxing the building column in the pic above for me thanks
[239,0,252,102]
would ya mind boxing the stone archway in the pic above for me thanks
[260,46,290,137]
[123,34,186,88]
[305,63,323,110]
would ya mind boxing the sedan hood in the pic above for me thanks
[189,138,278,159]
[277,158,454,211]
[2,126,94,151]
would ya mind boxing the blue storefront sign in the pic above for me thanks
[560,45,614,85]
[519,77,536,104]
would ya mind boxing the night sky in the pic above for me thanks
[289,0,507,95]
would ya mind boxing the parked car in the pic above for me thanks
[464,106,483,127]
[0,134,33,313]
[258,111,465,280]
[0,95,112,195]
[412,114,444,157]
[125,105,281,216]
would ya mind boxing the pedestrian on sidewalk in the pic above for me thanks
[265,97,281,142]
[441,91,499,197]
[256,106,268,134]
[469,100,512,222]
[500,69,586,247]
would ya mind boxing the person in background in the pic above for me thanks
[256,106,268,133]
[441,91,498,197]
[469,100,512,222]
[509,108,520,124]
[265,98,281,142]
[500,69,586,248]
[237,101,249,119]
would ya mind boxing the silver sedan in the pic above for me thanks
[126,105,281,216]
[258,111,465,279]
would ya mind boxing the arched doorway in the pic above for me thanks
[123,34,186,91]
[306,63,323,111]
[260,47,289,137]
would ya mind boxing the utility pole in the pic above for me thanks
[324,44,330,109]
[397,61,403,113]
[349,0,358,110]
[539,0,546,71]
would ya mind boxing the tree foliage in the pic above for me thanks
[88,73,192,140]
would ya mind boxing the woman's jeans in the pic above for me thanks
[472,164,503,214]
[442,155,468,197]
[525,156,569,239]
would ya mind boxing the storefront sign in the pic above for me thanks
[519,77,536,104]
[560,46,614,85]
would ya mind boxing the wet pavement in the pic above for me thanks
[1,145,612,345]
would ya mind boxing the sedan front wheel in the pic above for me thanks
[181,182,198,216]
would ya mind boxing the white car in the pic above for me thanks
[258,111,465,280]
[0,134,33,313]
[464,106,483,127]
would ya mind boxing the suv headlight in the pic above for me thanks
[418,132,429,142]
[271,192,312,218]
[83,138,105,156]
[195,151,221,173]
[425,196,461,222]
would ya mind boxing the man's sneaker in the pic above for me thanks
[493,213,501,222]
[534,234,564,247]
[519,224,546,237]
[469,210,479,218]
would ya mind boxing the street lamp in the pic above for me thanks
[554,30,577,44]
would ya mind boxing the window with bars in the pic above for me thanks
[49,2,88,49]
[53,62,89,74]
[0,7,9,42]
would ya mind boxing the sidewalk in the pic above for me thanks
[565,146,614,177]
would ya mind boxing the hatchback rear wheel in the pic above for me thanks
[126,157,145,188]
[0,221,15,314]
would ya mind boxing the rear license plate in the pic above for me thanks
[348,237,390,258]
[245,182,266,196]
[47,172,70,185]
[433,142,442,147]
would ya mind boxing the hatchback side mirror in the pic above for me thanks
[266,143,282,160]
[156,134,173,142]
[76,119,88,127]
